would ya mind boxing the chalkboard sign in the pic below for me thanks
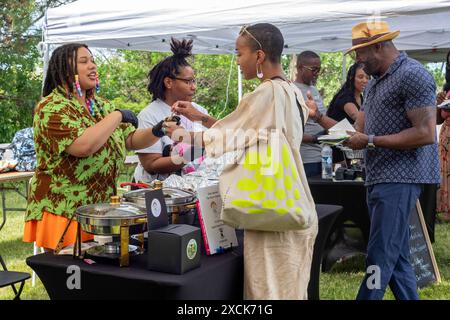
[409,200,441,288]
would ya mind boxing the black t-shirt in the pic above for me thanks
[326,91,362,124]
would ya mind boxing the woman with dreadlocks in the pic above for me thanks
[24,43,166,251]
[133,38,209,184]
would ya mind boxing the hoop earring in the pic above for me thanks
[256,64,264,79]
[74,74,82,97]
[95,72,100,93]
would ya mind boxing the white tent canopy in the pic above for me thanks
[44,0,450,61]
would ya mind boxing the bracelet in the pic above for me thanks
[311,111,323,122]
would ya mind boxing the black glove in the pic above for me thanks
[152,120,165,138]
[162,144,172,157]
[115,109,138,128]
[152,116,182,138]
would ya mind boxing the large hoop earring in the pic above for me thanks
[256,64,264,79]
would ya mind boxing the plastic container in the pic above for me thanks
[321,145,333,179]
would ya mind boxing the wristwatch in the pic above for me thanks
[367,135,376,149]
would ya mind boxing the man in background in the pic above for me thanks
[294,51,327,177]
[344,21,439,300]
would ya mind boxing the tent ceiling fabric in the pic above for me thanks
[44,0,450,59]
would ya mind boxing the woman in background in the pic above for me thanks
[326,62,369,124]
[326,62,369,163]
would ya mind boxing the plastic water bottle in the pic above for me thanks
[321,145,333,179]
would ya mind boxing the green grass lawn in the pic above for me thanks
[1,178,450,300]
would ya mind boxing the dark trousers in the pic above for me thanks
[304,162,321,178]
[357,183,421,300]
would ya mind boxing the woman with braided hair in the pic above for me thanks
[133,38,209,183]
[24,43,165,251]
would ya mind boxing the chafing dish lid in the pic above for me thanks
[123,187,196,205]
[75,202,147,219]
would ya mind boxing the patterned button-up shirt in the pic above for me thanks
[26,88,135,221]
[362,52,440,186]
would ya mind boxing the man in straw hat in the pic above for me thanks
[304,21,440,298]
[338,21,440,300]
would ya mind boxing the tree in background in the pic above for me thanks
[95,50,156,114]
[96,50,291,119]
[316,53,347,107]
[426,63,446,91]
[0,1,447,142]
[93,50,447,119]
[0,0,74,141]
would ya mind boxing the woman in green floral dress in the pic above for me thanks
[24,43,166,250]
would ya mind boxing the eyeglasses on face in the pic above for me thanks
[173,77,197,86]
[302,65,321,74]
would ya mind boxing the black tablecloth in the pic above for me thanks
[308,176,437,248]
[308,176,370,245]
[26,204,342,300]
[27,237,244,300]
[308,204,342,300]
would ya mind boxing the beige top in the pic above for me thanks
[203,79,319,299]
[203,79,318,228]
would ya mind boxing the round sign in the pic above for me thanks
[186,239,198,260]
[151,198,161,218]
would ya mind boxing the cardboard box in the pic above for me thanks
[147,224,201,274]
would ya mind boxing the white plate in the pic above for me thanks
[438,100,450,109]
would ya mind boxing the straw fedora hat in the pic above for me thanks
[346,21,400,54]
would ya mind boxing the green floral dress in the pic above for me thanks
[25,88,135,222]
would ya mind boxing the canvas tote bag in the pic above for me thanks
[218,80,314,231]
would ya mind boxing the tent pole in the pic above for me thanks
[41,43,50,95]
[341,52,347,84]
[41,8,50,95]
[238,65,242,102]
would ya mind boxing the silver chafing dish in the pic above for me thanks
[73,196,147,267]
[123,187,198,225]
[75,196,147,235]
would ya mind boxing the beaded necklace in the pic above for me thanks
[86,97,95,116]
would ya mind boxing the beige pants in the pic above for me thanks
[243,220,318,300]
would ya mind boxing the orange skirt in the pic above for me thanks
[23,211,94,250]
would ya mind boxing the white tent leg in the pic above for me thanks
[238,65,242,102]
[31,242,44,287]
[341,52,347,84]
[32,242,38,286]
[42,43,50,92]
